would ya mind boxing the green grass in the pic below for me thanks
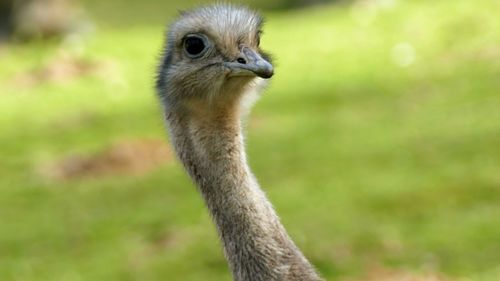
[1,0,500,280]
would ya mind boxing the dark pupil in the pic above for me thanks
[185,37,205,56]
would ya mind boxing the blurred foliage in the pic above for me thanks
[0,0,15,40]
[1,0,500,281]
[79,0,344,28]
[1,0,85,41]
[253,0,342,10]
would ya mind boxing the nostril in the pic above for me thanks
[237,57,247,64]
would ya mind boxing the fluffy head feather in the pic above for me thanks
[156,5,273,111]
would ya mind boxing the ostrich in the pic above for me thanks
[156,5,322,281]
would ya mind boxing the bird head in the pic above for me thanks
[156,5,273,109]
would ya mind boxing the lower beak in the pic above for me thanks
[225,47,274,79]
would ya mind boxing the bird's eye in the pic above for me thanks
[184,35,206,57]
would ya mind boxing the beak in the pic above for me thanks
[225,47,274,79]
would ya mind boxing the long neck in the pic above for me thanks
[165,98,321,281]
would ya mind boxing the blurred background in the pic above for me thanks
[1,0,499,280]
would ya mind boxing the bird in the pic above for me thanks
[156,5,323,281]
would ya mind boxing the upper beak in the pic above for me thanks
[224,47,274,79]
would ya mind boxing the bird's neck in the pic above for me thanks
[166,99,320,280]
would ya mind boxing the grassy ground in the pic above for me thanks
[1,0,500,280]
